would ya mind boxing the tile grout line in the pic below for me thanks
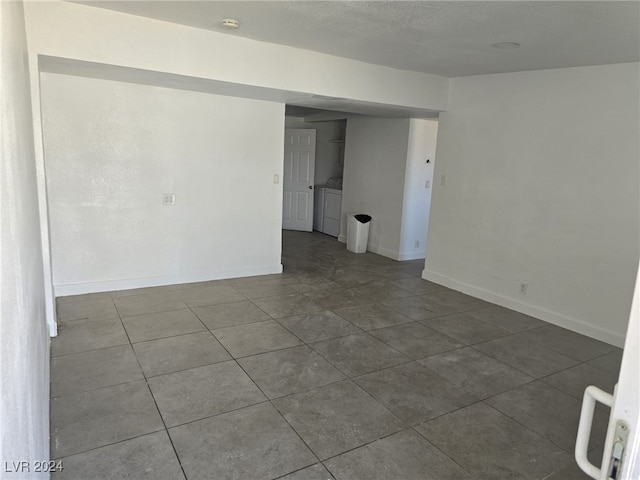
[195,299,336,475]
[51,339,131,359]
[118,312,190,480]
[478,401,582,466]
[409,423,483,480]
[230,360,325,471]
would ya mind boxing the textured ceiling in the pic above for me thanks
[76,1,639,77]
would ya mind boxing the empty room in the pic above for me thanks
[2,1,639,479]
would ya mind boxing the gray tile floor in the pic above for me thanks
[51,231,622,480]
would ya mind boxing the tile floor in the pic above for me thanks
[50,231,623,480]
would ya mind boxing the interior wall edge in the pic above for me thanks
[1,0,51,468]
[397,251,426,262]
[422,268,625,348]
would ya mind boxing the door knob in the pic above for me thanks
[309,186,313,190]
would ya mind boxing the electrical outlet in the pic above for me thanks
[162,193,176,206]
[519,282,528,295]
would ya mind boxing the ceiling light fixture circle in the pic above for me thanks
[491,42,521,50]
[222,18,240,29]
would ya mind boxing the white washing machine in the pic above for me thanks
[314,181,343,238]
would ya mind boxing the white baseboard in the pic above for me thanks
[422,269,450,285]
[397,251,426,261]
[54,264,284,297]
[337,235,397,259]
[422,268,625,348]
[337,236,424,262]
[367,244,401,260]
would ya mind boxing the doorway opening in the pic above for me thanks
[283,106,347,237]
[281,106,439,266]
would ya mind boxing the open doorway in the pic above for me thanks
[282,107,439,265]
[283,106,347,237]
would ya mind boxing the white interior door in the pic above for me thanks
[576,261,640,479]
[283,129,316,231]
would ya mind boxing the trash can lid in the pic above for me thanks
[354,214,371,223]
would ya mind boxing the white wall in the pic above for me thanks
[310,121,345,186]
[425,63,640,346]
[399,119,438,260]
[0,1,50,475]
[24,1,449,113]
[284,116,306,128]
[41,73,285,295]
[341,117,411,258]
